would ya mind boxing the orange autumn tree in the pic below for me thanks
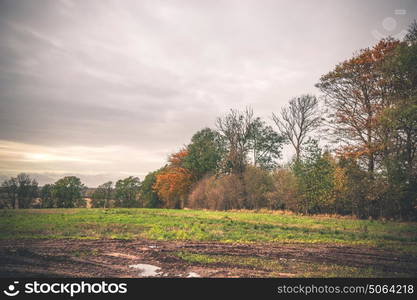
[153,149,192,209]
[316,39,400,173]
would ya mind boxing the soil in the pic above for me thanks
[0,239,416,277]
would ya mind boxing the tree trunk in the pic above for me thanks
[295,146,300,162]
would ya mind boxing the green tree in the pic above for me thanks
[1,173,38,209]
[40,184,54,208]
[405,19,417,42]
[337,157,386,219]
[141,171,163,208]
[293,139,336,214]
[52,176,85,208]
[1,177,18,209]
[377,22,417,219]
[114,176,141,207]
[91,181,113,208]
[183,128,224,180]
[249,118,285,170]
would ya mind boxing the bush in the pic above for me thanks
[268,168,299,211]
[188,176,213,209]
[243,166,274,209]
[188,174,245,210]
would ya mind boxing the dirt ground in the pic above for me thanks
[0,239,416,278]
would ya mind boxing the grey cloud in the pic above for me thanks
[0,0,416,181]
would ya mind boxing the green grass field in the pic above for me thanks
[1,208,416,255]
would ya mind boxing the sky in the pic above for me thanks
[0,0,416,186]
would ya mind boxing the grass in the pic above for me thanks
[0,208,416,255]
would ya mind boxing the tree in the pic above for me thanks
[153,167,192,209]
[91,181,113,208]
[292,139,336,214]
[332,162,348,215]
[272,94,321,162]
[336,157,386,219]
[405,20,417,42]
[216,108,255,175]
[114,176,141,208]
[376,23,417,218]
[40,184,54,208]
[16,173,38,208]
[153,150,192,208]
[183,128,224,180]
[1,177,18,209]
[379,100,417,218]
[316,39,400,173]
[249,117,285,170]
[52,176,85,208]
[141,171,163,208]
[1,173,38,209]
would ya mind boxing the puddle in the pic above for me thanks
[187,272,201,278]
[129,264,162,277]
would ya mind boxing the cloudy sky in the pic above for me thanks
[0,0,416,186]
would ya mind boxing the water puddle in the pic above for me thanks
[187,272,201,278]
[129,263,202,278]
[129,264,162,277]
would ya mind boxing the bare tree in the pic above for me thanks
[272,94,321,161]
[216,107,254,175]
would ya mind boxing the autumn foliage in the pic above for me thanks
[153,150,193,208]
[317,39,400,173]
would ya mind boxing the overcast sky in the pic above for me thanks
[0,0,416,186]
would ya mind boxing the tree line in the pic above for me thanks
[1,21,416,220]
[144,21,417,220]
[0,174,142,209]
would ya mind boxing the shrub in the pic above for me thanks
[188,174,245,210]
[243,166,274,209]
[268,168,299,211]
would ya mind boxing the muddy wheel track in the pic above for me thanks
[0,239,416,277]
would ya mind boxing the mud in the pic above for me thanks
[0,239,416,277]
